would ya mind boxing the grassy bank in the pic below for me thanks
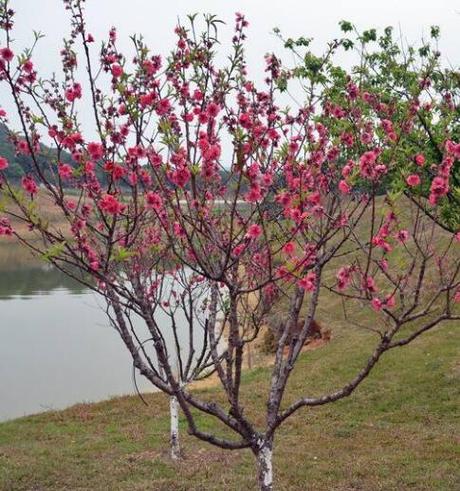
[0,316,458,490]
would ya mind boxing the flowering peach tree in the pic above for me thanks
[0,2,459,489]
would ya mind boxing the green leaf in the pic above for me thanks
[113,246,136,262]
[430,26,440,39]
[42,241,66,262]
[339,20,353,33]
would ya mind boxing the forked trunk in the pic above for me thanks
[256,439,273,491]
[170,395,180,460]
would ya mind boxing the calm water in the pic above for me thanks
[0,243,199,422]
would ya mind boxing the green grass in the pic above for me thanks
[0,318,458,490]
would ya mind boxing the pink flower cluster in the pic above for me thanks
[99,194,125,215]
[0,217,12,236]
[65,82,82,102]
[298,271,317,291]
[427,141,457,205]
[336,266,353,290]
[21,176,38,195]
[359,150,387,181]
[371,294,396,311]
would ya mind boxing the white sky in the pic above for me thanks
[1,0,460,137]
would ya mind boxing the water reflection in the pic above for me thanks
[0,264,86,299]
[0,242,86,299]
[0,242,154,421]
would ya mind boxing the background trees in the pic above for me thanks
[278,21,460,232]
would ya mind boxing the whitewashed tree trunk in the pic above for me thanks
[256,439,273,491]
[170,395,180,460]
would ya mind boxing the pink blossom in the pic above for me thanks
[307,191,321,206]
[111,63,123,78]
[282,242,296,256]
[17,140,30,155]
[336,266,353,290]
[454,290,460,303]
[298,271,317,292]
[0,218,12,236]
[99,194,125,215]
[193,89,203,101]
[170,166,191,188]
[148,151,163,168]
[261,173,273,187]
[139,92,155,108]
[112,164,126,180]
[415,154,425,166]
[363,276,377,293]
[396,229,410,243]
[0,156,8,170]
[84,161,95,174]
[445,140,460,158]
[203,144,221,162]
[58,163,73,180]
[128,171,138,186]
[385,294,396,308]
[346,81,359,99]
[206,102,220,118]
[246,223,262,240]
[342,161,354,177]
[146,192,163,211]
[198,111,208,124]
[429,176,449,205]
[406,174,421,187]
[338,180,351,194]
[360,132,373,145]
[21,176,38,195]
[0,47,14,62]
[232,244,246,257]
[65,83,82,102]
[432,176,449,194]
[65,199,76,210]
[371,298,383,311]
[359,150,380,180]
[184,112,194,122]
[87,142,104,160]
[239,113,252,129]
[156,98,171,116]
[245,185,263,203]
[22,60,34,73]
[142,59,156,75]
[173,222,185,237]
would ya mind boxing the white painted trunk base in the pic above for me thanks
[170,395,180,460]
[257,443,273,490]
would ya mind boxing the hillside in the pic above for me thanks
[0,123,74,182]
[0,123,35,180]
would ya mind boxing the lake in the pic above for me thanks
[0,242,199,422]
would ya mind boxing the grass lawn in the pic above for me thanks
[0,313,458,490]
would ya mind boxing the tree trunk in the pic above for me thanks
[170,395,180,460]
[256,439,273,491]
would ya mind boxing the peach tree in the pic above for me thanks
[0,2,459,489]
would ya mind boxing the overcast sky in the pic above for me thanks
[1,0,459,137]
